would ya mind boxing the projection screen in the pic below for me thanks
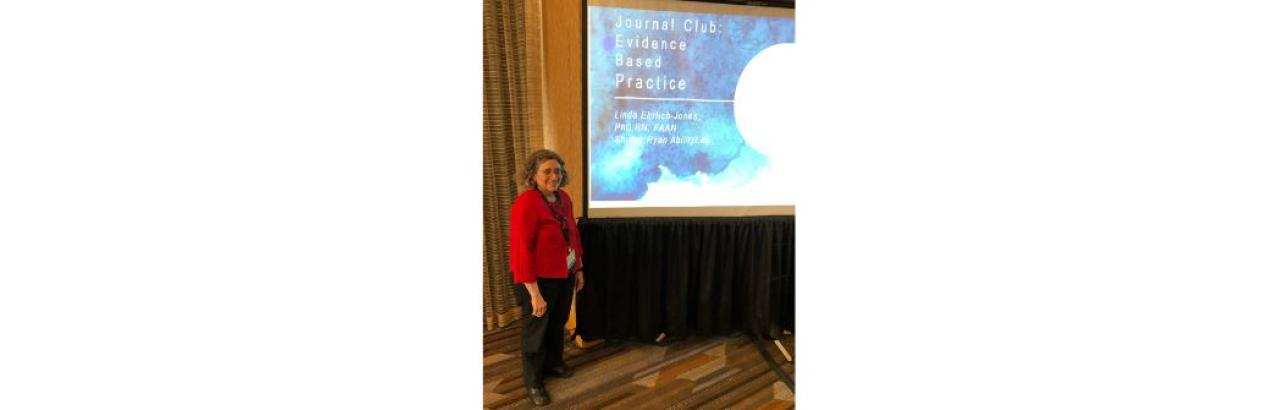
[584,0,796,218]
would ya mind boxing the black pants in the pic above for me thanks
[513,277,573,389]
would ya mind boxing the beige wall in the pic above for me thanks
[539,0,584,218]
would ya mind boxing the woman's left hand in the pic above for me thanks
[574,271,585,293]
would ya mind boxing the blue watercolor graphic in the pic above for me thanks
[588,7,794,202]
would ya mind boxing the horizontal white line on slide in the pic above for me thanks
[614,96,735,103]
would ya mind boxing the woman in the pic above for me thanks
[509,149,585,407]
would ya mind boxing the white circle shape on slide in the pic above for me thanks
[734,43,799,174]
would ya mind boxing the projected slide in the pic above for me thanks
[587,4,795,211]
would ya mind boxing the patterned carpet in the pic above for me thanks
[483,324,795,409]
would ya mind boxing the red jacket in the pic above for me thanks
[510,189,585,284]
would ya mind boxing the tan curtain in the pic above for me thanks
[483,0,541,331]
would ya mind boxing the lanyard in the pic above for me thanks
[540,191,571,245]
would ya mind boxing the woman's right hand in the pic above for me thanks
[530,293,548,317]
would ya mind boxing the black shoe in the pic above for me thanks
[544,365,574,379]
[527,387,551,406]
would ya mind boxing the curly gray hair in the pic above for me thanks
[519,149,570,190]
